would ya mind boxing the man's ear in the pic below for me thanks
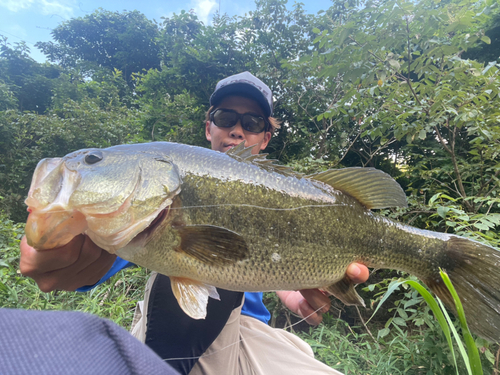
[205,121,212,142]
[260,131,272,151]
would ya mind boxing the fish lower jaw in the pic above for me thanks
[25,209,87,250]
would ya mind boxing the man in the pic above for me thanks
[20,72,369,374]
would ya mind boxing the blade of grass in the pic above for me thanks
[439,269,483,375]
[368,278,460,374]
[366,279,405,325]
[404,280,460,375]
[438,297,472,374]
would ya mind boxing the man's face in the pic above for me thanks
[206,96,272,154]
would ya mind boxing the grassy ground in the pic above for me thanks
[1,216,498,374]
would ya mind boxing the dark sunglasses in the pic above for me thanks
[210,108,270,133]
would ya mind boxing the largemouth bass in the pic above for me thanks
[25,142,500,342]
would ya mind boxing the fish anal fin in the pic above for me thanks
[170,277,220,319]
[308,167,407,209]
[174,224,249,266]
[322,276,365,307]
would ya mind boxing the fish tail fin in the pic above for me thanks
[424,236,500,343]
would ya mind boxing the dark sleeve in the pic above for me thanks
[0,308,179,375]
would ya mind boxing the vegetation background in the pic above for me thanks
[1,0,500,373]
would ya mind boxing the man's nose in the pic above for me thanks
[229,122,244,138]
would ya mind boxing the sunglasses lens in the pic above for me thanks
[212,110,238,128]
[241,114,266,133]
[211,109,268,133]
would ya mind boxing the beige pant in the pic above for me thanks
[131,273,343,375]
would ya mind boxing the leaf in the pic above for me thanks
[473,222,489,231]
[438,298,472,375]
[378,327,390,339]
[481,36,491,45]
[419,129,426,140]
[404,298,421,308]
[366,280,402,324]
[437,206,448,219]
[393,317,407,326]
[440,270,483,374]
[414,318,425,326]
[388,59,400,69]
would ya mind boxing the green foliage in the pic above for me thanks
[299,314,490,374]
[309,0,500,211]
[368,273,486,374]
[295,273,497,374]
[0,81,17,111]
[0,37,63,113]
[36,9,161,84]
[427,193,500,247]
[132,89,208,146]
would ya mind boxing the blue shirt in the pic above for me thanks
[77,257,271,324]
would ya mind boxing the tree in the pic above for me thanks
[36,9,161,84]
[0,37,62,113]
[307,0,500,244]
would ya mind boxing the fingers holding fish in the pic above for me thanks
[277,290,330,326]
[19,235,116,292]
[345,263,370,284]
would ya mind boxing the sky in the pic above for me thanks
[0,0,334,63]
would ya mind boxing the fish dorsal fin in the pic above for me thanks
[308,167,407,209]
[170,277,220,319]
[226,143,301,178]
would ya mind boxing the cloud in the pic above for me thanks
[39,0,74,18]
[0,0,74,18]
[191,0,217,24]
[0,0,35,12]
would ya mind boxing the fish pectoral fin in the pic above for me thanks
[308,167,407,209]
[174,225,249,266]
[170,277,220,319]
[322,276,366,307]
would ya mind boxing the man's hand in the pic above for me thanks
[20,235,116,292]
[276,263,370,325]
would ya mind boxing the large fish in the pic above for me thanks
[25,142,500,342]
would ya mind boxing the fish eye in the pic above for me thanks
[84,151,103,165]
